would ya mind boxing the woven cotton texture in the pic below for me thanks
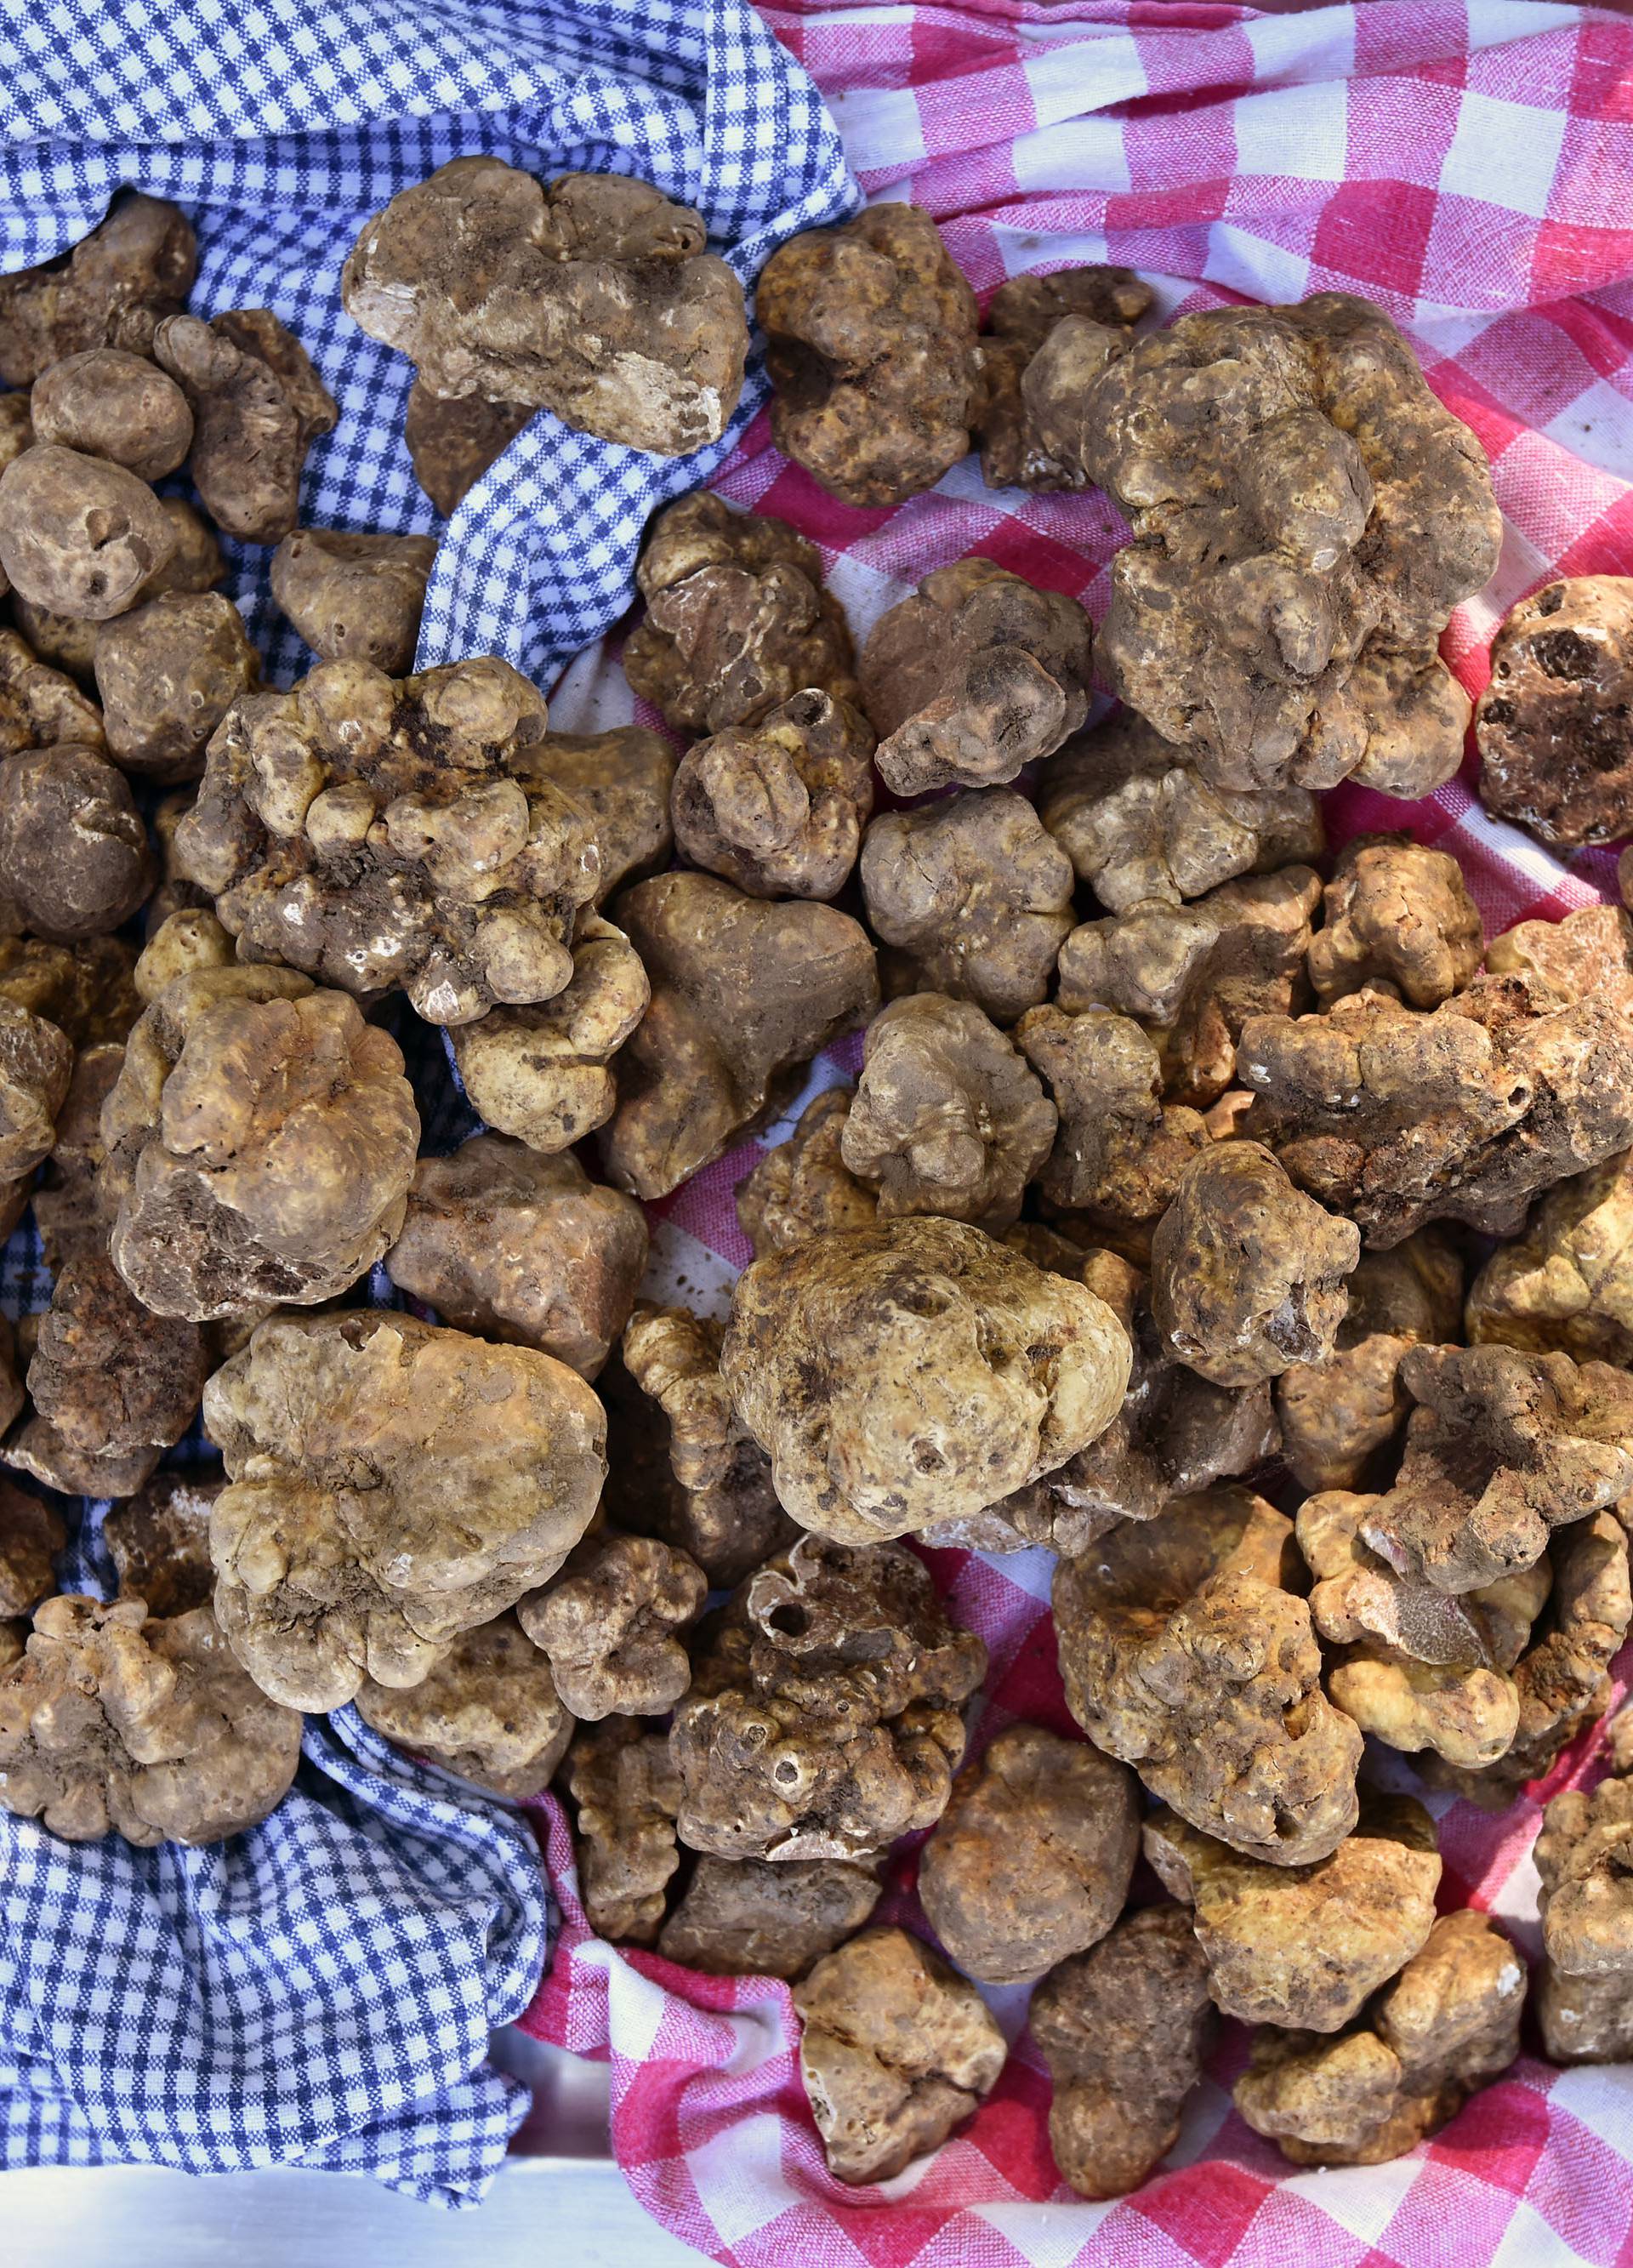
[0,0,855,2205]
[515,3,1633,2265]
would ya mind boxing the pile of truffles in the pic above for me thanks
[2,182,1630,2215]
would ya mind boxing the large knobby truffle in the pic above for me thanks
[918,1724,1141,1984]
[101,965,420,1321]
[0,1595,302,1846]
[757,204,981,508]
[174,654,601,1024]
[205,1312,607,1710]
[721,1218,1132,1544]
[343,157,748,455]
[600,871,877,1200]
[794,1928,1006,2183]
[859,559,1093,795]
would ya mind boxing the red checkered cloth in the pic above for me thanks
[520,3,1633,2260]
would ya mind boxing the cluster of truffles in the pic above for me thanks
[0,181,1628,2214]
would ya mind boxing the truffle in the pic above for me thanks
[564,1714,684,1945]
[270,528,437,676]
[153,308,338,544]
[0,742,155,938]
[93,590,260,782]
[103,1472,219,1620]
[657,1855,880,1979]
[1476,576,1633,846]
[670,689,874,899]
[30,347,193,482]
[403,379,532,516]
[1308,834,1483,1007]
[0,445,176,619]
[354,1611,573,1798]
[0,194,195,385]
[735,1086,878,1257]
[518,1531,706,1720]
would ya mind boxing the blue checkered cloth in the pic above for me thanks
[0,0,857,2202]
[0,0,859,686]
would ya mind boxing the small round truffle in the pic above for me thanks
[757,204,981,508]
[354,1611,574,1798]
[721,1217,1133,1544]
[657,1855,880,1979]
[0,1595,303,1847]
[0,445,176,620]
[794,1928,1006,2183]
[1150,1143,1361,1388]
[1477,577,1633,846]
[384,1134,646,1379]
[270,527,437,675]
[101,965,421,1322]
[30,347,193,482]
[134,905,235,1002]
[206,1311,608,1711]
[93,591,260,782]
[623,491,859,738]
[860,559,1093,795]
[840,993,1056,1231]
[519,1531,706,1719]
[860,787,1075,1025]
[0,743,155,938]
[670,688,874,899]
[918,1724,1141,1984]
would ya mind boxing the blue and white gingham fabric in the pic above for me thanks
[0,1710,550,2202]
[0,0,856,2199]
[0,0,859,686]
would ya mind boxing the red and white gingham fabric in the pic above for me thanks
[521,5,1633,2262]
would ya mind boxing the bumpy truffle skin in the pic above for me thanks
[1060,866,1322,1108]
[1038,709,1323,915]
[1277,1229,1465,1493]
[154,309,338,544]
[0,1595,302,1846]
[0,195,195,386]
[1147,1794,1441,2032]
[918,1725,1140,1985]
[31,348,193,482]
[16,1251,206,1497]
[385,1135,646,1380]
[403,380,533,516]
[974,265,1152,492]
[1150,1143,1360,1388]
[860,560,1094,795]
[841,994,1056,1231]
[1477,577,1633,846]
[669,1533,986,1862]
[617,1303,794,1587]
[0,445,177,620]
[1467,1146,1633,1365]
[602,871,878,1201]
[205,1311,607,1710]
[623,492,859,737]
[0,1480,64,1619]
[1537,1764,1633,1994]
[0,624,105,754]
[794,1928,1006,2184]
[658,1855,881,1978]
[1040,294,1500,795]
[18,500,223,691]
[519,1531,705,1720]
[564,1714,684,1944]
[1238,971,1633,1247]
[1359,1342,1633,1593]
[861,788,1075,1025]
[0,1000,71,1180]
[1016,1007,1210,1259]
[1030,1905,1216,2201]
[31,1039,124,1274]
[515,727,675,903]
[93,591,260,783]
[736,1086,878,1257]
[354,1610,573,1798]
[450,915,649,1157]
[270,528,437,675]
[0,933,139,1049]
[174,654,601,1025]
[1309,834,1483,1007]
[1538,1962,1633,2065]
[1055,1486,1363,1865]
[101,966,420,1322]
[757,204,981,509]
[671,689,874,900]
[1234,1912,1526,2166]
[134,906,235,1002]
[344,158,748,454]
[104,1473,219,1621]
[722,1217,1132,1544]
[0,742,155,939]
